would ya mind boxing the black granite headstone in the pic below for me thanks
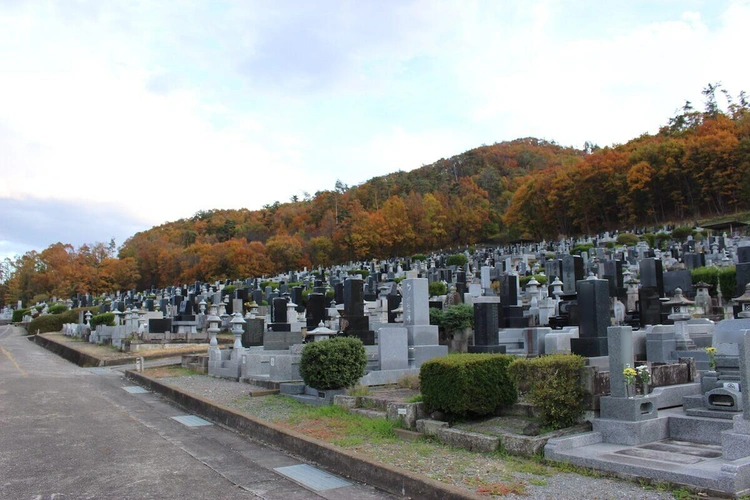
[272,297,287,324]
[736,263,750,297]
[738,246,750,264]
[291,286,304,312]
[639,258,664,297]
[570,279,609,357]
[305,293,326,330]
[344,278,364,316]
[500,274,518,306]
[663,270,693,297]
[242,318,265,347]
[387,294,401,323]
[334,283,344,305]
[148,318,172,334]
[638,286,663,327]
[469,301,505,354]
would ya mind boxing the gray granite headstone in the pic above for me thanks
[561,255,583,294]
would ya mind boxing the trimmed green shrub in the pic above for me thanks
[616,233,639,246]
[446,254,468,267]
[90,312,115,328]
[570,243,593,256]
[299,337,367,390]
[691,266,736,298]
[420,353,517,419]
[671,226,695,241]
[412,253,427,262]
[48,304,68,315]
[429,307,443,327]
[221,285,237,297]
[27,309,80,334]
[519,274,548,288]
[441,304,473,333]
[641,232,656,248]
[356,269,370,279]
[12,308,30,323]
[508,354,586,429]
[428,281,447,297]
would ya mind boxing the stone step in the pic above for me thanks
[667,414,735,445]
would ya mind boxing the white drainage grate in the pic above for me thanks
[122,386,149,394]
[171,415,213,427]
[274,464,351,491]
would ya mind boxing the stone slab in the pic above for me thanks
[592,415,669,446]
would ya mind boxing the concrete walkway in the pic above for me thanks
[0,325,397,499]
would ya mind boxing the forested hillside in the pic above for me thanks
[3,85,749,304]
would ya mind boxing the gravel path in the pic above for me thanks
[154,373,679,500]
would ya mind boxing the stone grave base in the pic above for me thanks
[289,386,348,407]
[545,407,750,496]
[208,348,243,380]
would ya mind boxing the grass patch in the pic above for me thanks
[505,457,553,476]
[406,394,423,403]
[266,400,398,446]
[469,478,527,496]
[144,366,201,378]
[347,384,370,397]
[549,460,603,478]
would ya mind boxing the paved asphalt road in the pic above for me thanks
[0,325,397,499]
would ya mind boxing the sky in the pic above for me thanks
[1,0,749,262]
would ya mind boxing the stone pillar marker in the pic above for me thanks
[607,325,634,398]
[741,330,750,417]
[721,329,750,460]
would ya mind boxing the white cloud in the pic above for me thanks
[1,0,750,258]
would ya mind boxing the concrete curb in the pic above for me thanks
[33,332,192,367]
[34,333,107,367]
[125,369,484,500]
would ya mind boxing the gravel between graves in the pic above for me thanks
[155,374,678,500]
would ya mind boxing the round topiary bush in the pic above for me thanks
[299,336,367,390]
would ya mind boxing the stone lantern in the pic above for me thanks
[137,307,147,337]
[664,288,695,350]
[694,281,713,316]
[229,312,246,357]
[525,277,540,302]
[307,321,336,342]
[733,283,750,319]
[84,310,92,327]
[550,277,564,299]
[198,299,207,315]
[113,309,123,326]
[206,306,221,357]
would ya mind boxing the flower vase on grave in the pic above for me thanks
[641,381,649,396]
[625,383,636,399]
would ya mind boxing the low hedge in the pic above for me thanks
[446,254,468,267]
[691,266,736,298]
[12,308,30,323]
[428,281,447,297]
[299,336,367,390]
[27,309,80,334]
[420,353,517,420]
[90,312,116,328]
[48,304,69,314]
[508,354,586,430]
